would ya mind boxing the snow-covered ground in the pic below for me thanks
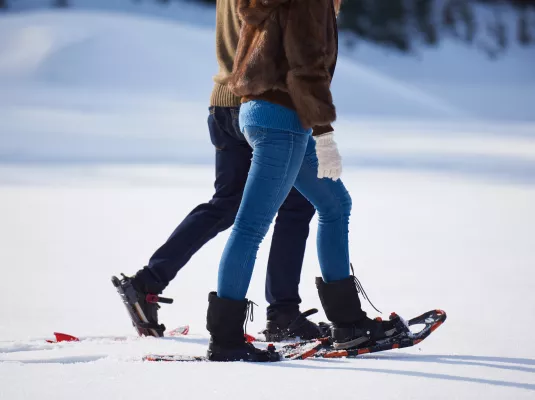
[1,2,534,399]
[1,166,534,399]
[1,10,534,184]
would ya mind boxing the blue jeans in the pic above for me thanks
[138,106,315,317]
[218,110,352,300]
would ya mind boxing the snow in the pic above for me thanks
[1,7,534,165]
[1,166,535,399]
[1,2,535,399]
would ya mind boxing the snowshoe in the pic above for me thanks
[143,310,446,362]
[319,309,446,358]
[111,274,173,337]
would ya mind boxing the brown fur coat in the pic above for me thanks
[228,0,338,130]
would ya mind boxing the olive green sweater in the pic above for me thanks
[210,0,242,107]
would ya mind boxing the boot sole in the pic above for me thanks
[207,351,280,362]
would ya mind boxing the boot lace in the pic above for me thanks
[350,263,382,314]
[244,300,257,334]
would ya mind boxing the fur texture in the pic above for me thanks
[229,0,338,129]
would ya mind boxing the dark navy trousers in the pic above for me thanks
[143,106,315,317]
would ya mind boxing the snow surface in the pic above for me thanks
[1,166,534,399]
[1,3,535,399]
[1,10,534,174]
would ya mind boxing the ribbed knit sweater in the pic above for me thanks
[210,0,242,107]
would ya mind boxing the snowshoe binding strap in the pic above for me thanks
[300,308,318,319]
[317,322,332,337]
[118,273,174,305]
[389,312,411,334]
[146,294,174,304]
[284,309,318,334]
[262,309,329,341]
[136,321,167,331]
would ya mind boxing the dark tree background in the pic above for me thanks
[338,0,535,58]
[1,0,69,8]
[3,0,534,57]
[190,0,535,58]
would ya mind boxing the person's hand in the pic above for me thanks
[314,131,342,181]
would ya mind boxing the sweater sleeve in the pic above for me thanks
[283,0,336,130]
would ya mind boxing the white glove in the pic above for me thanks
[314,131,342,181]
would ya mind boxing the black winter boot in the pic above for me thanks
[206,292,280,362]
[316,276,399,349]
[262,308,330,341]
[130,266,168,295]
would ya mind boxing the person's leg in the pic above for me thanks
[134,107,251,294]
[294,136,401,348]
[293,136,352,282]
[263,188,324,341]
[265,188,315,318]
[217,126,310,301]
[208,124,310,361]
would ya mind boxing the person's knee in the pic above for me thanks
[298,199,316,221]
[340,190,352,217]
[317,189,352,222]
[219,214,236,232]
[276,202,315,225]
[234,213,271,241]
[277,190,316,223]
[206,196,241,230]
[302,205,316,223]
